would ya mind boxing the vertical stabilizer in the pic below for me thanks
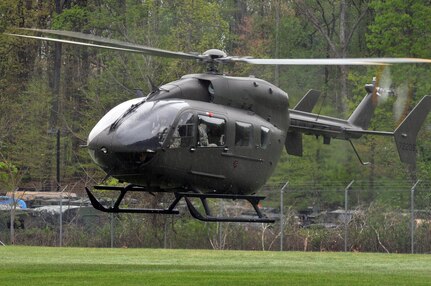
[348,86,378,130]
[394,95,431,166]
[294,89,320,112]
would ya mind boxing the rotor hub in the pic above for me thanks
[202,49,227,60]
[201,49,227,73]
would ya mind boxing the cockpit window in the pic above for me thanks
[114,100,189,149]
[88,98,143,143]
[197,115,225,147]
[235,122,252,147]
[169,112,195,148]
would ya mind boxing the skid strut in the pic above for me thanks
[178,193,274,223]
[85,185,180,214]
[85,185,274,223]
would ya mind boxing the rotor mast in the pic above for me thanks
[202,49,227,73]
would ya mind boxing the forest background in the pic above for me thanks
[0,0,431,216]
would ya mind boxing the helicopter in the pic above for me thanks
[6,28,431,223]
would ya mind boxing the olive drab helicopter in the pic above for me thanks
[6,28,431,223]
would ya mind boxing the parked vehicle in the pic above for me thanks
[0,196,27,209]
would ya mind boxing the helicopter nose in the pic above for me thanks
[87,128,114,170]
[88,123,160,173]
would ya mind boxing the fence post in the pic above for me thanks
[344,180,354,252]
[411,180,420,254]
[59,190,62,247]
[219,200,223,249]
[280,181,289,251]
[110,199,114,248]
[163,217,168,249]
[58,185,67,247]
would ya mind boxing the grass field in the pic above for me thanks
[0,247,430,286]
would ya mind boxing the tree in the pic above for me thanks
[294,0,371,112]
[367,0,431,179]
[0,156,24,244]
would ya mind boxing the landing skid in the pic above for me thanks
[179,192,274,223]
[85,185,274,223]
[85,185,180,214]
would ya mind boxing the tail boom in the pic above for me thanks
[287,89,431,167]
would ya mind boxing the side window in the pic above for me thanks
[169,112,195,148]
[260,126,270,149]
[235,122,252,147]
[197,115,225,147]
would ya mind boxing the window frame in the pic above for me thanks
[197,114,226,148]
[260,126,271,149]
[168,111,196,149]
[235,121,253,147]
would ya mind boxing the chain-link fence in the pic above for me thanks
[1,180,430,253]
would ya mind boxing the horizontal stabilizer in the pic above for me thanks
[394,95,431,165]
[294,89,320,112]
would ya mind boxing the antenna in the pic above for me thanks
[147,76,159,93]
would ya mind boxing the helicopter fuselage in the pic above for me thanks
[88,74,290,195]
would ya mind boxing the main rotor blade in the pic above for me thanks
[231,57,431,65]
[11,28,203,60]
[5,33,146,54]
[8,28,431,66]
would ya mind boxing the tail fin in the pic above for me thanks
[294,89,320,112]
[348,85,378,130]
[394,95,431,165]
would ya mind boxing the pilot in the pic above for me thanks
[198,123,209,146]
[169,128,181,148]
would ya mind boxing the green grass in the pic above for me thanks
[0,247,430,285]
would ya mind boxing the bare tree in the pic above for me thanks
[294,0,370,112]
